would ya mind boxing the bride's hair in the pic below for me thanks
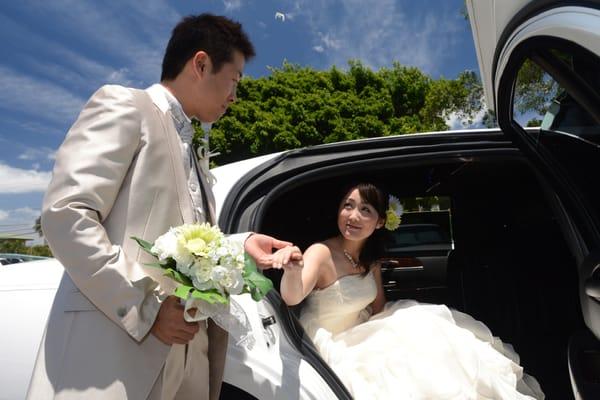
[339,182,389,276]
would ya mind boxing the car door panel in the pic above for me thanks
[381,250,450,302]
[490,9,600,398]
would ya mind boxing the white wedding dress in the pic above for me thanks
[299,270,545,400]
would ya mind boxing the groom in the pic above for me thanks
[28,13,299,400]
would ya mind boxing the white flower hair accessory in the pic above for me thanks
[385,195,404,231]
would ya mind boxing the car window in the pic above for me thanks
[386,195,453,251]
[511,40,600,248]
[513,48,600,146]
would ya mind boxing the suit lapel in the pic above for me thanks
[163,113,195,224]
[140,89,194,224]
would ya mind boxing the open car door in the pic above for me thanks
[468,1,600,398]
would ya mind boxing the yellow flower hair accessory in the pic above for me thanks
[385,195,403,231]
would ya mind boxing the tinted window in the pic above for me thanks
[511,41,600,247]
[513,50,600,145]
[387,195,453,250]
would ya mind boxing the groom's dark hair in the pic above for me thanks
[161,13,255,81]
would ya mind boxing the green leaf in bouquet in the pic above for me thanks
[242,253,259,276]
[165,257,178,270]
[163,268,194,286]
[143,262,166,269]
[144,257,176,272]
[131,236,156,256]
[173,284,194,300]
[190,289,229,304]
[243,253,273,300]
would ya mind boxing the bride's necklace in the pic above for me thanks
[343,250,360,269]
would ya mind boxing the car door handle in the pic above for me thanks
[262,315,276,328]
[584,278,600,300]
[383,259,425,271]
[387,264,424,271]
[398,265,424,271]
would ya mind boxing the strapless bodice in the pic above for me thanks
[299,271,376,338]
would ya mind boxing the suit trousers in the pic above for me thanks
[147,320,228,400]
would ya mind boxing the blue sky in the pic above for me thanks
[0,0,477,241]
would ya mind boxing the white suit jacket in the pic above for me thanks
[28,85,233,399]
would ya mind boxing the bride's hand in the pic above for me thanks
[272,246,303,271]
[244,233,301,269]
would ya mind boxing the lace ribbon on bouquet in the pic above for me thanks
[183,296,256,349]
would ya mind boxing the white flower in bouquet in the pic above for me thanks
[152,228,179,260]
[223,269,245,295]
[190,258,214,290]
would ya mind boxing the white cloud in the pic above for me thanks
[285,0,463,75]
[223,0,243,11]
[106,68,133,86]
[0,1,185,131]
[0,12,143,96]
[0,207,42,242]
[2,116,67,138]
[18,147,57,162]
[445,98,488,130]
[0,66,86,126]
[318,32,342,50]
[313,45,325,53]
[13,207,40,219]
[446,112,467,130]
[25,1,179,85]
[0,163,52,194]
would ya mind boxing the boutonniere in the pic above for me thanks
[194,136,220,161]
[196,137,210,161]
[193,137,218,186]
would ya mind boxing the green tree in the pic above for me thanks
[34,216,43,238]
[0,239,28,254]
[0,238,52,257]
[30,245,53,257]
[513,59,561,117]
[200,61,485,165]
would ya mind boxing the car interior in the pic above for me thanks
[255,155,586,399]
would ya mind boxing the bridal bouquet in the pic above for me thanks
[132,223,273,346]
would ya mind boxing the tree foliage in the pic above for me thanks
[199,61,485,165]
[34,216,43,238]
[514,59,561,116]
[0,239,52,257]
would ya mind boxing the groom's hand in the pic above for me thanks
[244,233,303,269]
[151,296,200,345]
[272,245,304,271]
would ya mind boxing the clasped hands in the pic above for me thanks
[243,233,303,270]
[151,233,303,345]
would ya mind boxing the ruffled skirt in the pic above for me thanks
[311,300,544,400]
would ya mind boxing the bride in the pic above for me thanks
[271,183,544,399]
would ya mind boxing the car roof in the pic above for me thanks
[210,130,478,217]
